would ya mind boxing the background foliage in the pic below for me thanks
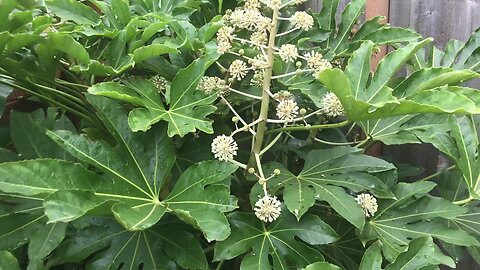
[0,0,480,269]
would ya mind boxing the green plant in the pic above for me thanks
[1,0,480,269]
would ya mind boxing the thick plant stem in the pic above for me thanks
[248,7,280,169]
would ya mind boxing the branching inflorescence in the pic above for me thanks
[205,0,354,223]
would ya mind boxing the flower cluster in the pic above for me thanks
[291,11,314,31]
[229,60,249,80]
[278,44,299,62]
[355,193,378,217]
[211,135,238,161]
[276,99,299,121]
[320,91,345,118]
[198,76,228,95]
[304,51,333,75]
[150,75,167,92]
[254,194,282,222]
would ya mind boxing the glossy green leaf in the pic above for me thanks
[127,51,220,136]
[10,109,75,159]
[132,44,179,62]
[361,27,421,45]
[47,33,90,65]
[62,218,207,270]
[362,182,478,259]
[45,0,101,25]
[257,147,395,227]
[447,116,480,197]
[330,0,366,54]
[303,262,342,270]
[165,161,238,242]
[214,209,338,269]
[359,241,382,270]
[0,197,45,250]
[360,114,450,145]
[0,251,20,270]
[28,222,67,261]
[0,160,99,197]
[385,236,455,270]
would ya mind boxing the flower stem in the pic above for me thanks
[453,196,474,205]
[248,6,280,169]
[265,120,350,134]
[417,165,456,182]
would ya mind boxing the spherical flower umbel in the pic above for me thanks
[150,75,167,92]
[355,193,378,217]
[262,0,282,9]
[254,194,282,222]
[244,0,261,10]
[273,90,294,102]
[250,31,268,47]
[291,11,314,31]
[278,44,299,63]
[276,99,299,121]
[211,135,238,161]
[304,51,333,74]
[198,76,228,95]
[229,60,249,80]
[320,92,345,118]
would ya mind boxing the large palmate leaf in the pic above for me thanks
[10,108,75,160]
[49,217,207,270]
[434,116,480,198]
[361,181,478,261]
[316,0,420,56]
[253,146,395,229]
[359,114,450,145]
[214,209,338,270]
[359,237,455,270]
[319,40,480,122]
[409,27,480,72]
[89,52,220,136]
[0,97,237,242]
[0,250,21,270]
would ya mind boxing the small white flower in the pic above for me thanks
[250,31,268,47]
[355,193,378,217]
[278,44,299,63]
[198,76,228,94]
[262,0,282,9]
[276,99,299,121]
[244,0,261,10]
[250,54,268,70]
[295,0,308,4]
[229,60,249,80]
[320,92,345,118]
[256,16,272,32]
[251,70,264,87]
[254,194,282,222]
[291,11,314,31]
[150,75,167,92]
[211,135,238,161]
[229,9,263,31]
[217,39,232,54]
[273,90,294,102]
[217,26,235,43]
[304,51,333,74]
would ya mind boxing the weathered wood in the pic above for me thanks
[390,0,480,49]
[304,0,350,15]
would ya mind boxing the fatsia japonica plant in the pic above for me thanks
[1,0,480,269]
